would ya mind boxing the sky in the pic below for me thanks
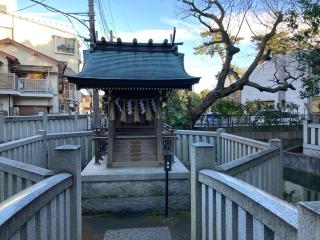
[17,0,259,92]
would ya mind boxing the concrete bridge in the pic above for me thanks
[0,115,319,239]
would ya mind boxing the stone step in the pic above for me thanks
[104,227,172,240]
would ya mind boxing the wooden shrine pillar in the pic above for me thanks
[107,95,115,167]
[156,95,163,163]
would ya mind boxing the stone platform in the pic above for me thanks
[81,157,190,214]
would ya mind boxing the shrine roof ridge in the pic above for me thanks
[93,38,183,52]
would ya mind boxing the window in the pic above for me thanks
[55,37,75,54]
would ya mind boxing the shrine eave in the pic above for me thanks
[67,77,199,90]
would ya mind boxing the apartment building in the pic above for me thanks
[0,0,81,115]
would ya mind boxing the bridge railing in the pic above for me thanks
[0,130,93,169]
[175,128,269,167]
[0,156,54,202]
[218,130,269,164]
[190,142,320,240]
[175,130,217,167]
[0,145,81,240]
[0,112,91,143]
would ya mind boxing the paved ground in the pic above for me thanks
[104,227,172,240]
[82,211,191,240]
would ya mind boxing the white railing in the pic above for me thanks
[214,139,283,197]
[18,78,52,93]
[303,120,320,157]
[175,130,217,166]
[0,157,54,202]
[190,141,320,240]
[0,113,90,142]
[199,170,298,239]
[175,129,269,166]
[0,144,81,240]
[218,131,269,165]
[0,130,93,169]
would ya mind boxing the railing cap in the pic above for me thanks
[192,142,214,148]
[299,201,320,215]
[55,144,80,151]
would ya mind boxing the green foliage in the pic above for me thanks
[243,100,274,115]
[211,99,243,118]
[287,0,320,98]
[163,91,202,129]
[163,91,188,129]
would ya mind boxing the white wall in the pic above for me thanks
[241,54,307,113]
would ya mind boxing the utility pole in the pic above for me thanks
[88,0,100,129]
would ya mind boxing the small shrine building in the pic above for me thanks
[67,38,200,167]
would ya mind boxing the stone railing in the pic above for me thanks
[175,129,269,167]
[303,120,320,157]
[215,139,283,197]
[0,135,46,167]
[47,131,93,169]
[218,130,269,165]
[175,130,217,166]
[0,112,91,143]
[0,156,54,202]
[190,143,320,240]
[0,130,93,169]
[0,145,81,240]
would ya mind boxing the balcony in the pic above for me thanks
[19,78,52,93]
[0,73,52,95]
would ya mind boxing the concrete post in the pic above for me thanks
[190,142,215,240]
[39,112,48,131]
[37,130,48,168]
[74,112,78,131]
[269,138,283,198]
[297,202,320,240]
[49,145,81,240]
[0,112,5,143]
[216,128,225,165]
[303,120,308,145]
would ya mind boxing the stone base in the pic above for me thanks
[81,157,190,214]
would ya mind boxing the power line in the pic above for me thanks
[106,0,117,35]
[29,0,90,31]
[28,0,89,47]
[11,0,45,13]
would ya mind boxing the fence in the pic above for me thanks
[0,156,54,202]
[195,113,304,128]
[175,129,270,167]
[218,131,269,164]
[0,145,81,240]
[0,113,91,143]
[0,130,93,169]
[175,130,217,166]
[190,142,320,240]
[303,120,320,157]
[214,139,283,197]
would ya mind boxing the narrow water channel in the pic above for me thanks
[284,167,320,202]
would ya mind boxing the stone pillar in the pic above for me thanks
[49,145,81,240]
[40,112,48,131]
[303,120,308,145]
[269,138,283,198]
[298,202,320,240]
[0,112,5,143]
[190,142,215,240]
[216,128,225,165]
[37,130,48,168]
[74,111,78,131]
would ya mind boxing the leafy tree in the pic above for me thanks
[178,0,320,126]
